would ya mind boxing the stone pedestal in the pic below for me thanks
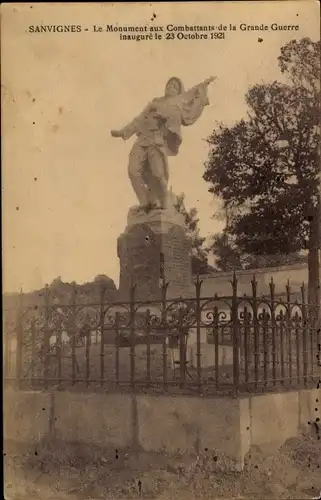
[117,206,193,301]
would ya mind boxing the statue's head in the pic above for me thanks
[165,77,184,97]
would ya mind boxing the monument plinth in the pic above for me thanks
[117,207,193,301]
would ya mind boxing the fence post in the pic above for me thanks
[243,306,249,385]
[130,284,136,391]
[231,271,239,392]
[214,305,219,388]
[251,276,259,389]
[161,281,169,391]
[70,282,77,386]
[145,309,151,388]
[286,281,293,386]
[300,282,308,387]
[16,289,24,389]
[115,312,120,388]
[262,309,269,389]
[85,322,91,388]
[30,318,36,387]
[179,307,186,389]
[99,284,106,387]
[317,296,321,371]
[294,310,301,385]
[4,317,10,379]
[56,321,62,390]
[43,285,50,390]
[269,278,277,387]
[83,312,91,387]
[279,309,285,385]
[195,275,203,393]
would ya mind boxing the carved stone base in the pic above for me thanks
[117,206,193,301]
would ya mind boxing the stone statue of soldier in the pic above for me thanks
[111,76,216,212]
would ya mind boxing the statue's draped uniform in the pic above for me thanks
[119,82,210,208]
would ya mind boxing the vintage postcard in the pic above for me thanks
[2,1,321,499]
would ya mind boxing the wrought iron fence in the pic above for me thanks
[3,274,321,396]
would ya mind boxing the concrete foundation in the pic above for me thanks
[4,386,320,469]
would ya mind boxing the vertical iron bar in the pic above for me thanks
[160,252,165,287]
[309,299,315,379]
[286,281,293,385]
[301,283,309,387]
[162,332,167,390]
[43,285,50,390]
[16,290,24,389]
[231,272,239,392]
[85,324,91,388]
[161,282,168,391]
[280,310,285,385]
[8,332,12,376]
[99,285,105,387]
[263,309,268,388]
[179,308,186,389]
[130,285,136,391]
[146,309,151,387]
[295,312,301,385]
[252,277,259,389]
[4,319,10,379]
[57,327,62,389]
[30,318,36,386]
[316,300,321,372]
[71,283,77,386]
[115,312,120,387]
[214,306,219,389]
[243,307,249,385]
[269,279,277,387]
[195,276,203,393]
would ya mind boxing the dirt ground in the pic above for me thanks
[4,433,321,500]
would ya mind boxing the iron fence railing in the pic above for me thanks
[3,274,321,396]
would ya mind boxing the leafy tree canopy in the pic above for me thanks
[204,38,320,258]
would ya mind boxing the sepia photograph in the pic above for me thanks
[2,1,321,499]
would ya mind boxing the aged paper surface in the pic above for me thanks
[2,1,321,499]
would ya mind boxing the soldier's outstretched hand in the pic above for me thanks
[204,76,217,86]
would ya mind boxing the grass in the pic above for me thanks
[4,432,321,499]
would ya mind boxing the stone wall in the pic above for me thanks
[200,262,312,298]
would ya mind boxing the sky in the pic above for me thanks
[2,1,319,293]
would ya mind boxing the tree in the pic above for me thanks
[204,37,320,303]
[278,37,320,93]
[209,232,307,271]
[207,233,242,271]
[36,275,117,304]
[174,193,214,275]
[208,200,308,271]
[278,37,321,307]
